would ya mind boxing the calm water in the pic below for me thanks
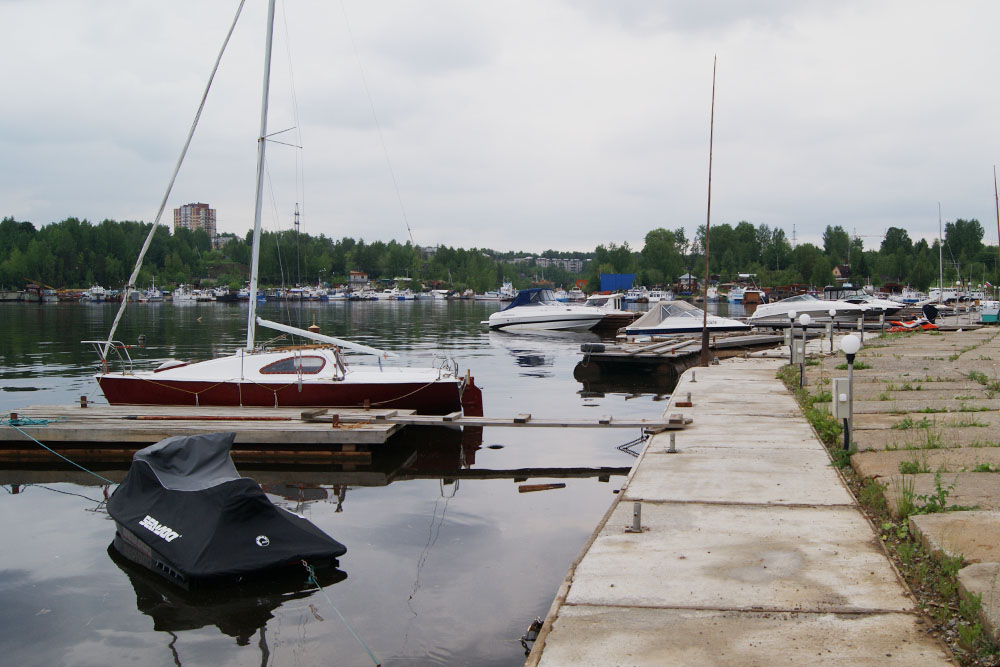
[0,300,673,666]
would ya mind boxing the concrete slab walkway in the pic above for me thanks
[526,358,952,665]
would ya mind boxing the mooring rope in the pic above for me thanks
[301,560,380,666]
[2,415,114,485]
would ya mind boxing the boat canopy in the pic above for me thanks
[501,288,557,311]
[628,300,705,328]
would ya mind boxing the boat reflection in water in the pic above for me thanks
[108,542,346,649]
[574,366,680,402]
[574,351,685,401]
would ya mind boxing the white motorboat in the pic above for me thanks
[582,292,639,332]
[623,286,649,303]
[376,287,414,300]
[647,289,674,303]
[841,293,906,317]
[475,281,518,301]
[624,300,749,337]
[170,284,197,302]
[81,285,108,302]
[486,288,604,331]
[748,293,866,326]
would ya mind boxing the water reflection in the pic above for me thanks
[0,301,659,665]
[488,330,600,377]
[108,544,347,646]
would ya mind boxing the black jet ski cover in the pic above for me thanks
[108,432,346,586]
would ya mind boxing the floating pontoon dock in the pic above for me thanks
[1,404,685,450]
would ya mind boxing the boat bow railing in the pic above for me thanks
[82,339,136,375]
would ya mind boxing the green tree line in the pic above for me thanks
[590,220,998,291]
[2,216,997,294]
[0,216,588,293]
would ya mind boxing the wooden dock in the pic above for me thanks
[2,404,403,446]
[1,405,688,452]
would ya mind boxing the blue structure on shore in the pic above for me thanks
[599,273,635,293]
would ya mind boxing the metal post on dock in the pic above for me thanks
[798,313,811,387]
[626,502,646,533]
[788,310,797,363]
[857,316,864,343]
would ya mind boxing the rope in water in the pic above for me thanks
[302,560,380,666]
[2,415,115,485]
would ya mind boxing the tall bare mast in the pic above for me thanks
[246,0,277,352]
[700,56,717,367]
[938,202,943,305]
[994,167,999,290]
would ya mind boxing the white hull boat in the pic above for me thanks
[486,288,603,331]
[625,300,749,336]
[748,293,866,325]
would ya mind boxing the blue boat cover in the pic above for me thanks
[500,288,558,311]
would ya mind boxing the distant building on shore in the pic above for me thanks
[173,203,217,241]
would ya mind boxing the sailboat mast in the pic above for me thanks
[246,0,277,352]
[994,166,999,291]
[700,55,716,367]
[938,202,943,304]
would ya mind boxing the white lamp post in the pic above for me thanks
[840,334,861,451]
[798,313,811,386]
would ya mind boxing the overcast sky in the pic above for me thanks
[3,1,999,254]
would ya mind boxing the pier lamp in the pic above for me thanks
[788,310,797,363]
[797,313,811,387]
[840,334,861,451]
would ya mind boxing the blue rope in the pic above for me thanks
[3,417,115,485]
[302,560,380,666]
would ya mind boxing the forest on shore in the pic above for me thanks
[1,215,997,294]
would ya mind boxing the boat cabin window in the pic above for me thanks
[260,355,326,374]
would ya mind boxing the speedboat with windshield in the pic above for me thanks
[840,293,906,317]
[747,293,866,326]
[623,300,750,337]
[486,288,604,332]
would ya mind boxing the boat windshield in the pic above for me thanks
[777,294,820,303]
[502,288,558,310]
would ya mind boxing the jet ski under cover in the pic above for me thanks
[108,432,346,588]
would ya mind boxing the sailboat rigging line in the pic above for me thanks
[302,560,381,666]
[3,418,114,485]
[264,126,299,140]
[339,0,414,245]
[279,0,307,228]
[102,0,247,360]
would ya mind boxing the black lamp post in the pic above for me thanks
[839,334,861,451]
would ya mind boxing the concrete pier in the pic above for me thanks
[527,358,952,665]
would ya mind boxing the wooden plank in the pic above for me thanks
[625,339,692,356]
[518,483,567,493]
[300,408,329,420]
